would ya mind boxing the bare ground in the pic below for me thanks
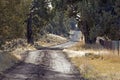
[0,50,84,80]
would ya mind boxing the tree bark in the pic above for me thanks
[27,14,34,44]
[78,20,96,44]
[59,11,65,34]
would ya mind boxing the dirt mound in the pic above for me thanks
[35,34,68,47]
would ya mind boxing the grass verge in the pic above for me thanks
[67,42,120,80]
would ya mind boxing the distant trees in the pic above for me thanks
[30,0,70,39]
[0,0,119,45]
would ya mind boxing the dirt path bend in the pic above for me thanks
[0,50,84,80]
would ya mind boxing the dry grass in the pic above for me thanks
[0,45,36,72]
[68,41,104,51]
[0,34,66,73]
[68,42,120,80]
[0,39,36,73]
[71,55,120,80]
[0,52,19,72]
[0,45,36,74]
[11,44,36,60]
[35,34,67,47]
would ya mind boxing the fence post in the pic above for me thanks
[118,41,120,56]
[116,41,119,56]
[112,41,115,55]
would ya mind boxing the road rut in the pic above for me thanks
[0,50,84,80]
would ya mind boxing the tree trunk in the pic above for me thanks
[27,14,34,44]
[79,20,96,44]
[49,20,56,34]
[58,11,66,35]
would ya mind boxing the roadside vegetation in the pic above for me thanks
[0,0,120,79]
[67,42,120,80]
[0,34,67,74]
[35,34,67,47]
[0,39,35,74]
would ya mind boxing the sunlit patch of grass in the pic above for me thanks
[35,34,67,47]
[68,41,85,51]
[68,41,105,52]
[71,55,120,80]
[67,42,120,79]
[103,54,120,64]
[0,40,36,72]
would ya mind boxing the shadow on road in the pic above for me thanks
[0,62,85,80]
[0,49,86,80]
[36,47,64,50]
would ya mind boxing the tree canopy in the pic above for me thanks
[0,0,119,44]
[0,0,32,40]
[66,0,120,43]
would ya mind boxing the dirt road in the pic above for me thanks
[51,41,77,49]
[0,49,84,80]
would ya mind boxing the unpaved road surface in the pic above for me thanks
[0,50,84,80]
[51,41,77,49]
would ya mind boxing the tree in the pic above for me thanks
[92,0,120,40]
[26,13,34,44]
[66,0,120,43]
[0,0,32,41]
[66,0,97,43]
[30,0,70,40]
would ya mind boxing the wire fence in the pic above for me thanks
[101,40,120,55]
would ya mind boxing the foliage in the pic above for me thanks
[62,0,120,43]
[0,0,119,44]
[93,0,120,40]
[31,0,70,38]
[0,0,32,41]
